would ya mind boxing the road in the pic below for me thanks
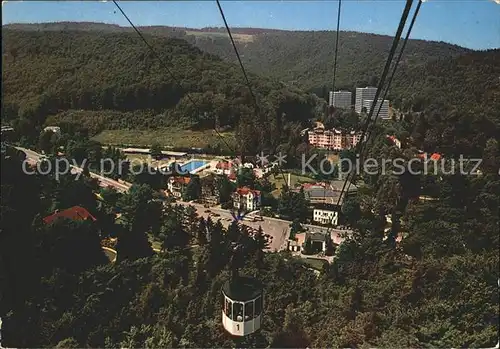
[177,201,290,252]
[18,147,131,192]
[18,146,351,251]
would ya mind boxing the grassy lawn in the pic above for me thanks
[303,258,328,271]
[93,128,236,150]
[269,172,316,197]
[186,30,254,43]
[124,154,150,162]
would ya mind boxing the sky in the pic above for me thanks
[2,0,500,50]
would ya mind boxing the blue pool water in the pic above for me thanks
[179,160,208,173]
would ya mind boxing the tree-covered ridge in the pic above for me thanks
[1,29,323,153]
[3,22,470,92]
[390,49,500,157]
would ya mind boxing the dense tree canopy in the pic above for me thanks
[2,28,323,154]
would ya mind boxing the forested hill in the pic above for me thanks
[3,22,470,92]
[1,28,323,153]
[391,48,500,157]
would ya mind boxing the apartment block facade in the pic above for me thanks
[362,99,390,120]
[308,128,363,150]
[329,90,352,108]
[355,87,378,113]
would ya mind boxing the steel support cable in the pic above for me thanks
[370,0,423,142]
[112,0,235,155]
[216,0,290,190]
[325,0,343,211]
[326,0,415,234]
[216,0,259,114]
[331,0,342,95]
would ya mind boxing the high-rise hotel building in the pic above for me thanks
[329,91,352,109]
[355,87,378,114]
[362,99,390,120]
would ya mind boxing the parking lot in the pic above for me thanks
[177,202,290,251]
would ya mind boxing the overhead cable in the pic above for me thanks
[370,0,423,140]
[216,0,290,190]
[326,0,416,234]
[331,0,343,95]
[112,0,236,154]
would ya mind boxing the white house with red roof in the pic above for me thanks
[167,176,191,198]
[232,187,261,211]
[214,161,235,175]
[386,135,402,149]
[43,206,96,225]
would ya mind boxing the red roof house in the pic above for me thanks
[43,206,96,225]
[216,161,233,170]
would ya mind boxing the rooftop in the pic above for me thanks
[169,176,191,185]
[43,206,96,225]
[216,161,233,170]
[235,186,261,196]
[222,276,263,301]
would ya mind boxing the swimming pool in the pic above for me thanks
[179,160,208,174]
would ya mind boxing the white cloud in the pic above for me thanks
[492,0,500,4]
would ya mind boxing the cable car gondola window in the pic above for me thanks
[225,298,233,320]
[244,300,253,320]
[254,296,262,317]
[233,302,243,322]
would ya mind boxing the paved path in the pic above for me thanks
[177,201,289,251]
[18,147,131,192]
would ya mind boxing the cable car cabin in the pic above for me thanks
[221,276,263,336]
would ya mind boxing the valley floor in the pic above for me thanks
[92,128,236,150]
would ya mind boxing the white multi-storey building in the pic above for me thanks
[362,99,390,120]
[313,208,339,226]
[329,91,352,108]
[232,187,261,212]
[355,87,378,114]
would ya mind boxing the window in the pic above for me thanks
[225,298,233,320]
[233,302,243,322]
[254,296,262,317]
[244,301,254,320]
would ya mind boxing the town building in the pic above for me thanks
[43,206,96,225]
[345,131,364,149]
[329,90,352,108]
[232,187,261,212]
[362,99,390,120]
[293,181,357,206]
[44,126,61,135]
[308,128,362,150]
[287,231,335,254]
[313,207,339,226]
[200,175,220,205]
[355,87,378,114]
[167,176,191,198]
[386,135,402,149]
[1,126,14,134]
[214,161,235,176]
